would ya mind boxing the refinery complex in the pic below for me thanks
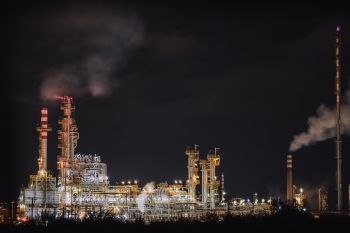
[0,26,345,224]
[16,96,273,222]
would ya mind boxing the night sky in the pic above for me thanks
[3,2,350,210]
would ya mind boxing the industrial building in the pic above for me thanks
[17,96,272,222]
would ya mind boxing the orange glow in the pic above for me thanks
[19,216,28,222]
[54,95,73,100]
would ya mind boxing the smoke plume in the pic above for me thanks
[40,7,144,100]
[289,90,350,151]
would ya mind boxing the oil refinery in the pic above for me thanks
[16,95,274,222]
[3,26,345,224]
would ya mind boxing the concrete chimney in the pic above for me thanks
[287,154,293,201]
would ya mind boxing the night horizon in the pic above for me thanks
[2,2,350,225]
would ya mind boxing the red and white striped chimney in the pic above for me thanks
[37,107,51,175]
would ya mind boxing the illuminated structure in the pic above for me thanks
[37,107,52,176]
[17,108,58,220]
[207,148,220,210]
[56,96,79,217]
[294,188,305,208]
[185,145,199,202]
[0,203,9,223]
[229,197,272,216]
[17,96,273,222]
[199,159,209,206]
[334,25,342,211]
[318,188,328,211]
[221,173,225,203]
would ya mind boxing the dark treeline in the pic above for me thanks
[1,211,350,233]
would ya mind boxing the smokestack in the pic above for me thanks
[335,25,342,211]
[37,107,52,176]
[286,154,293,202]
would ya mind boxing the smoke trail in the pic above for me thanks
[136,181,155,213]
[39,7,144,100]
[289,90,350,151]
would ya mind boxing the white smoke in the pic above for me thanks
[289,90,350,151]
[39,8,144,100]
[136,181,155,213]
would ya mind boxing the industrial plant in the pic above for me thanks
[4,26,346,224]
[16,96,273,222]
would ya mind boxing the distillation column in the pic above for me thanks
[221,173,225,202]
[287,154,293,202]
[37,107,52,176]
[200,160,209,207]
[185,145,199,201]
[56,96,79,216]
[335,25,342,211]
[207,148,220,210]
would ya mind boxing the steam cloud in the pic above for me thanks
[289,90,350,151]
[136,181,155,213]
[40,8,144,100]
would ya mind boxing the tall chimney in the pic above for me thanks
[37,107,52,176]
[334,25,342,211]
[287,154,293,201]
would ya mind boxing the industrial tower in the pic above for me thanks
[17,107,58,220]
[207,148,220,209]
[200,159,209,206]
[185,145,200,201]
[335,25,342,211]
[56,96,80,216]
[37,107,52,176]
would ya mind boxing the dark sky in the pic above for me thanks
[2,2,350,210]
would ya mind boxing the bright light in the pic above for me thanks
[134,180,138,184]
[179,180,182,184]
[300,188,303,193]
[128,180,131,184]
[174,180,178,184]
[121,181,125,185]
[262,198,265,203]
